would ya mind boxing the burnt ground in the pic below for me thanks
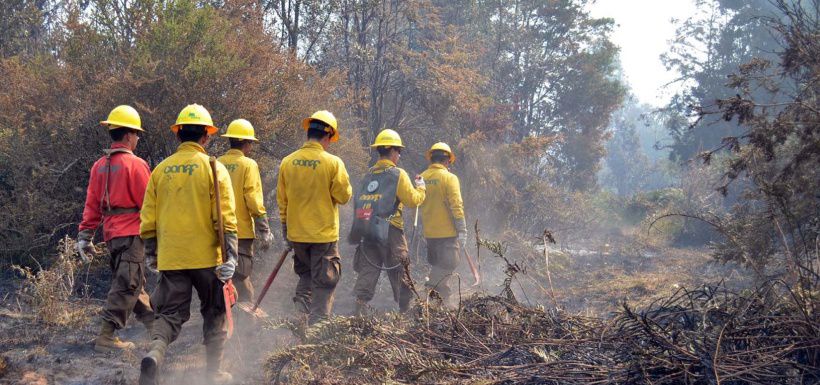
[0,239,745,385]
[0,244,428,385]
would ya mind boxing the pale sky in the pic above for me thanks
[588,0,698,106]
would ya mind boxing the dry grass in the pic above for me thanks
[265,284,819,385]
[464,229,743,316]
[265,282,818,385]
[264,236,819,385]
[11,236,97,328]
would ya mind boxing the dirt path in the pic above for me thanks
[0,246,407,385]
[1,242,736,384]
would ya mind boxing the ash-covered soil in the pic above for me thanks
[0,240,740,384]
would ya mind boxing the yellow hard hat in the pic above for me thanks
[221,119,258,141]
[101,105,143,131]
[171,104,218,135]
[370,129,404,148]
[302,110,339,142]
[426,142,456,164]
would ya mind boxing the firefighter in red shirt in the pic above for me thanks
[77,105,153,352]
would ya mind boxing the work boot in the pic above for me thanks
[399,297,412,314]
[293,296,310,315]
[354,299,368,316]
[305,316,332,335]
[94,319,135,352]
[210,371,233,385]
[206,342,233,384]
[307,313,328,326]
[139,339,167,385]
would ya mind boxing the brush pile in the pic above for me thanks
[266,282,819,384]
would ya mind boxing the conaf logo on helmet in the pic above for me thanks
[164,164,199,176]
[292,159,321,170]
[188,112,198,118]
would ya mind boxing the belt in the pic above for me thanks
[103,207,140,216]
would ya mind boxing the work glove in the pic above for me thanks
[281,222,293,250]
[455,217,468,245]
[414,175,426,189]
[144,237,158,273]
[76,229,96,263]
[254,215,274,252]
[216,233,239,282]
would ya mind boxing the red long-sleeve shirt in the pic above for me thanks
[78,143,150,241]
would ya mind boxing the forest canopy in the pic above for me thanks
[0,0,817,294]
[0,0,624,261]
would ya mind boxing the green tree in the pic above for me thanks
[601,97,675,195]
[601,103,651,196]
[314,0,488,164]
[260,0,338,59]
[0,0,58,57]
[0,0,365,264]
[450,0,625,190]
[701,0,819,292]
[662,0,782,162]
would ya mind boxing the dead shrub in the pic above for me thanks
[12,236,95,327]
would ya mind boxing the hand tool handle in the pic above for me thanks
[211,157,234,338]
[252,247,291,311]
[410,206,419,263]
[209,157,227,259]
[460,241,481,286]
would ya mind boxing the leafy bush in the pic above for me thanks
[0,1,364,267]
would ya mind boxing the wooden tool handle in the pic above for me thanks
[460,241,481,286]
[210,157,227,259]
[252,247,291,311]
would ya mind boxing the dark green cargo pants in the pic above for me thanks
[425,237,459,301]
[292,241,341,324]
[150,267,226,347]
[353,226,412,312]
[233,239,255,302]
[102,235,153,329]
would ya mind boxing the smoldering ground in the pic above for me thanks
[0,160,749,385]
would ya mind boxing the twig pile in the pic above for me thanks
[617,283,819,384]
[266,282,819,384]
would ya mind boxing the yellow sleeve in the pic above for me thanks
[446,173,465,219]
[216,162,238,234]
[331,159,353,205]
[244,160,266,218]
[139,172,158,239]
[396,169,425,208]
[276,159,288,224]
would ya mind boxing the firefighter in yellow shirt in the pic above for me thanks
[218,119,273,302]
[350,129,426,314]
[139,104,239,385]
[276,110,352,325]
[419,142,466,303]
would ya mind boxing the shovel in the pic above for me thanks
[235,246,292,318]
